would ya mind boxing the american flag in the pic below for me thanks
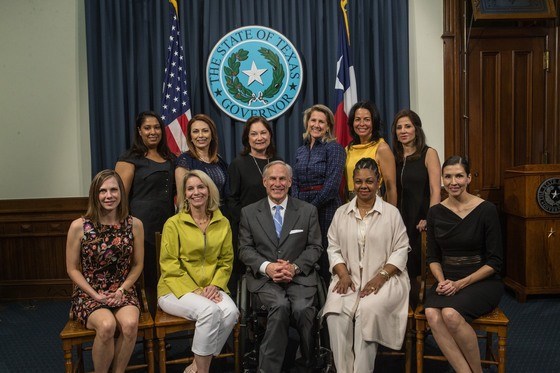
[161,0,191,155]
[333,0,357,148]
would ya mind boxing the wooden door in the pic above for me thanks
[466,34,547,207]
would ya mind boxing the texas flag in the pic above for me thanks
[334,0,357,148]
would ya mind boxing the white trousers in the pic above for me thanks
[158,291,239,356]
[326,303,378,373]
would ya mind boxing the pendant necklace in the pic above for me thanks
[251,155,269,176]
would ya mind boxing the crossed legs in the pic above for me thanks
[86,305,139,373]
[425,307,482,373]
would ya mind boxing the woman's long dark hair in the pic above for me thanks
[127,111,174,160]
[185,114,220,163]
[240,116,277,158]
[347,101,382,146]
[391,109,427,162]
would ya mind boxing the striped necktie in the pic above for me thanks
[273,205,283,238]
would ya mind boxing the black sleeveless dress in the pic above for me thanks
[396,146,431,278]
[117,154,175,294]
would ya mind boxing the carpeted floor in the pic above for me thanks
[0,290,559,372]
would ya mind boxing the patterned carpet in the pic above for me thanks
[0,291,559,372]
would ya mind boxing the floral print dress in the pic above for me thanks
[71,216,140,325]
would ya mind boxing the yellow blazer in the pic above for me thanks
[157,210,233,298]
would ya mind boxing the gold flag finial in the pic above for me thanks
[169,0,178,15]
[340,0,350,44]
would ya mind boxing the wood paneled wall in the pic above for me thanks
[0,198,87,300]
[443,0,560,206]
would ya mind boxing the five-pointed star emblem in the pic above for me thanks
[242,61,267,86]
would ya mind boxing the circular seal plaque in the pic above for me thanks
[536,177,560,214]
[206,26,303,122]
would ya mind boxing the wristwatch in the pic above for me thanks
[293,263,301,275]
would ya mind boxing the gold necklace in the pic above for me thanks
[193,213,210,226]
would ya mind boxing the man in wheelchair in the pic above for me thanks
[239,161,323,373]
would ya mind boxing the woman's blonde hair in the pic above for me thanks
[178,169,220,214]
[302,104,336,143]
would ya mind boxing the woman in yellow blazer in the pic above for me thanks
[157,169,238,373]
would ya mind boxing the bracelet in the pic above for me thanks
[117,286,126,295]
[379,269,390,281]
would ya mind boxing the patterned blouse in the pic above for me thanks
[71,216,140,325]
[176,151,229,201]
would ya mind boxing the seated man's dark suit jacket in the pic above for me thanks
[239,196,322,372]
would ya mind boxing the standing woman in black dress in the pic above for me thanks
[115,111,176,312]
[424,156,503,373]
[227,116,280,292]
[227,116,280,223]
[392,109,440,304]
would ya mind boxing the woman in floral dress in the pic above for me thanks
[66,169,144,373]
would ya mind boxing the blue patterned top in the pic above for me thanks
[292,139,346,255]
[292,139,346,208]
[176,151,229,201]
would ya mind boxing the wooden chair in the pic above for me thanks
[154,232,240,373]
[414,232,509,373]
[60,277,155,373]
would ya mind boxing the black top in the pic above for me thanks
[426,201,503,272]
[396,146,430,277]
[117,154,176,247]
[117,153,176,294]
[227,154,281,225]
[424,201,503,322]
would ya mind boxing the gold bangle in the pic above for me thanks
[117,286,125,294]
[379,269,390,281]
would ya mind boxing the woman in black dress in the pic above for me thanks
[425,156,503,373]
[392,109,440,304]
[227,116,280,223]
[115,111,175,312]
[227,116,280,293]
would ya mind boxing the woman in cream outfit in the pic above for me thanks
[322,157,410,373]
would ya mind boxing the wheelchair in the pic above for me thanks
[237,267,334,373]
